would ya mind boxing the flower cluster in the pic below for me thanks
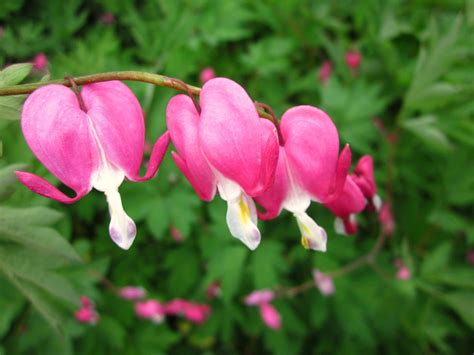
[245,290,281,330]
[17,76,388,251]
[75,296,99,325]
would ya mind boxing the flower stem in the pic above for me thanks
[0,70,274,121]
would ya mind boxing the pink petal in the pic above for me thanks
[324,176,365,218]
[255,146,289,220]
[82,81,165,181]
[249,119,279,196]
[245,289,275,305]
[352,155,376,199]
[15,171,88,203]
[312,270,335,296]
[199,78,269,195]
[259,302,281,330]
[20,84,99,199]
[325,144,352,203]
[166,95,217,201]
[281,106,340,201]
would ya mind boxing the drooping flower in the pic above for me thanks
[164,299,211,324]
[394,259,411,280]
[259,302,281,330]
[75,296,99,324]
[256,106,352,251]
[119,286,146,300]
[166,78,279,250]
[318,60,332,84]
[345,50,361,70]
[135,299,165,323]
[32,53,48,71]
[100,12,115,25]
[324,155,381,235]
[244,289,275,305]
[16,81,170,249]
[379,202,395,237]
[199,67,216,84]
[313,269,335,296]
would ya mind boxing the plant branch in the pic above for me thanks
[0,70,274,121]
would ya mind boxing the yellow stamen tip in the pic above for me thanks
[301,236,310,249]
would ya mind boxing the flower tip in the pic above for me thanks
[109,219,136,250]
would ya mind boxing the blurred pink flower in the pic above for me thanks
[164,299,211,324]
[119,286,146,300]
[397,266,411,280]
[135,299,165,323]
[100,12,115,25]
[318,60,332,84]
[244,289,275,306]
[259,302,281,330]
[345,51,361,70]
[199,67,215,84]
[313,269,335,296]
[206,281,221,300]
[170,226,184,242]
[32,53,48,71]
[467,250,474,266]
[183,304,211,324]
[75,296,99,325]
[379,202,395,236]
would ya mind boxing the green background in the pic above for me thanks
[0,0,473,354]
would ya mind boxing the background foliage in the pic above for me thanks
[1,0,473,354]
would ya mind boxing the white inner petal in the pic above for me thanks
[87,116,136,250]
[294,211,327,252]
[372,194,382,211]
[226,192,261,250]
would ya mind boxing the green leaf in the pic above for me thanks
[443,291,474,329]
[402,116,453,152]
[0,95,25,121]
[206,245,247,303]
[421,242,451,277]
[250,240,287,288]
[0,63,32,87]
[0,163,27,201]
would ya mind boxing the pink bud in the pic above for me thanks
[199,67,216,84]
[164,299,188,315]
[184,304,211,324]
[467,250,474,266]
[32,53,48,71]
[80,295,93,308]
[379,203,395,237]
[313,270,335,296]
[397,266,411,280]
[75,307,99,324]
[318,61,332,84]
[100,12,115,25]
[170,226,184,242]
[119,286,146,300]
[206,281,221,300]
[259,302,281,330]
[244,289,275,306]
[135,300,165,323]
[345,51,361,70]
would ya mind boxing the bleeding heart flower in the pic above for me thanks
[345,50,361,70]
[16,81,170,249]
[259,302,281,330]
[75,296,99,325]
[256,106,351,251]
[318,60,332,84]
[166,78,279,250]
[352,155,381,211]
[32,53,48,71]
[244,289,275,306]
[119,286,146,300]
[324,176,366,235]
[312,269,335,296]
[379,202,395,236]
[199,67,216,84]
[135,299,165,323]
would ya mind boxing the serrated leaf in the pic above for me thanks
[206,245,247,303]
[0,95,25,121]
[402,116,453,152]
[0,163,27,201]
[421,242,452,277]
[0,63,32,87]
[250,240,287,288]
